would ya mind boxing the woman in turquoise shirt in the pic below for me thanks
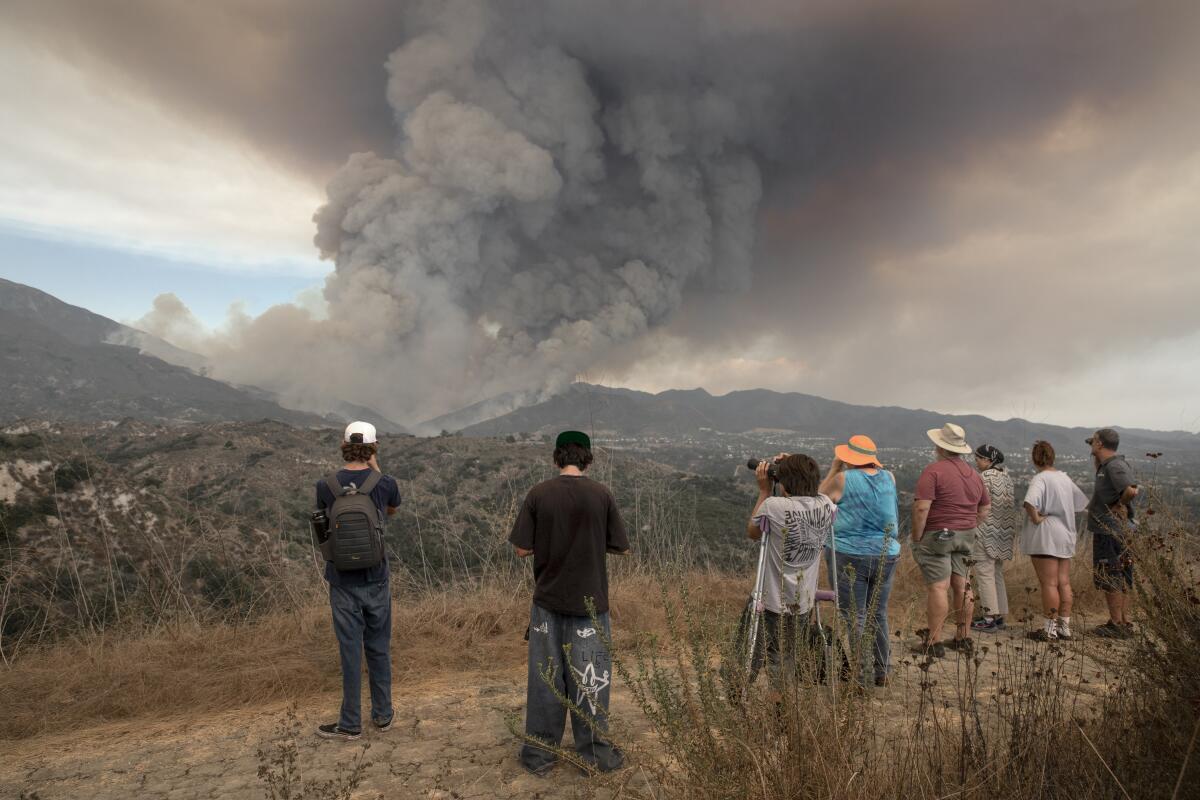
[818,435,900,687]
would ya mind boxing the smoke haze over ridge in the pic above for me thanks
[7,0,1200,430]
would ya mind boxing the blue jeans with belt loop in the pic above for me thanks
[329,580,393,732]
[826,550,899,684]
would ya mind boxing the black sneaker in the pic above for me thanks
[372,713,394,732]
[1027,629,1058,642]
[316,723,361,741]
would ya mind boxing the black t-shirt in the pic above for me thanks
[315,468,402,586]
[508,475,630,616]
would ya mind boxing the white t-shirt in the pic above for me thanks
[1020,470,1089,558]
[753,494,835,614]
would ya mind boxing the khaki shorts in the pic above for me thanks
[912,528,977,583]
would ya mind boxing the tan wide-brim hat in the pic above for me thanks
[927,423,972,454]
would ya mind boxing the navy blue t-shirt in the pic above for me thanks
[315,468,401,586]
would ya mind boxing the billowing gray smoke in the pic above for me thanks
[278,0,760,427]
[67,0,1192,429]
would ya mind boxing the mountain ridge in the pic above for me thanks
[456,382,1199,456]
[0,279,405,429]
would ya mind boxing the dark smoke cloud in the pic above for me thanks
[6,0,412,177]
[13,1,1200,428]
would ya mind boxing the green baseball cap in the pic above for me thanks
[555,430,591,449]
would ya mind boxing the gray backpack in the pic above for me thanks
[318,471,385,571]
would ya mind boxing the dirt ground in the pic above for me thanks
[0,619,1123,800]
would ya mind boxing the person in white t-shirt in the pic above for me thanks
[746,454,836,685]
[1020,440,1089,642]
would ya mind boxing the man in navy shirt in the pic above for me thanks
[314,421,401,741]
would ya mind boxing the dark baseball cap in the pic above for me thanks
[555,430,591,449]
[1085,428,1119,449]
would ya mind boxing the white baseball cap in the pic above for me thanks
[343,421,377,444]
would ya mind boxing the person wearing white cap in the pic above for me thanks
[313,421,402,741]
[910,423,991,658]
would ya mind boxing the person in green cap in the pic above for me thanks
[508,430,630,776]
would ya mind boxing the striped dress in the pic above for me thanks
[978,467,1017,560]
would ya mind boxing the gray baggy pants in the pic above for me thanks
[520,603,624,773]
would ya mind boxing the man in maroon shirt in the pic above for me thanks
[911,423,991,658]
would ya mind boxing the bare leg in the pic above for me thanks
[1057,558,1073,618]
[1105,591,1124,624]
[949,573,973,639]
[926,579,951,643]
[1031,556,1061,618]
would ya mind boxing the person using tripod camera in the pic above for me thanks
[744,453,835,686]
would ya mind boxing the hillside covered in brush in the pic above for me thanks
[0,420,750,651]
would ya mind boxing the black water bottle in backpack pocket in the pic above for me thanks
[318,471,385,571]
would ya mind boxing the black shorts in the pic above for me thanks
[1092,528,1133,591]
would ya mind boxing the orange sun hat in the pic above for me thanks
[834,434,882,468]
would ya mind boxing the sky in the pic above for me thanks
[2,0,1199,432]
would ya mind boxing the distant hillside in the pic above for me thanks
[0,420,751,644]
[0,276,205,370]
[0,279,403,430]
[0,310,333,426]
[459,383,1200,457]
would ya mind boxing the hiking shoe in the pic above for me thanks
[874,674,891,688]
[372,713,394,732]
[1027,629,1058,642]
[316,723,361,741]
[1092,621,1131,639]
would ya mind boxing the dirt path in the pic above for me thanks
[0,626,1122,800]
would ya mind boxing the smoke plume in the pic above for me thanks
[20,0,1197,429]
[179,0,776,426]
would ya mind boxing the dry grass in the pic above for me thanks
[3,517,1193,800]
[593,516,1200,800]
[0,571,745,740]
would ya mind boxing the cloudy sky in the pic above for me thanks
[3,0,1199,432]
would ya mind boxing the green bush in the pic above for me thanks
[0,433,40,451]
[53,458,90,492]
[0,501,38,533]
[33,495,58,517]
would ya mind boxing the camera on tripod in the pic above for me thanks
[745,457,780,482]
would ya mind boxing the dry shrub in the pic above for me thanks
[595,514,1200,800]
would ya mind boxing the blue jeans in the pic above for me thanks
[826,550,898,683]
[329,581,393,732]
